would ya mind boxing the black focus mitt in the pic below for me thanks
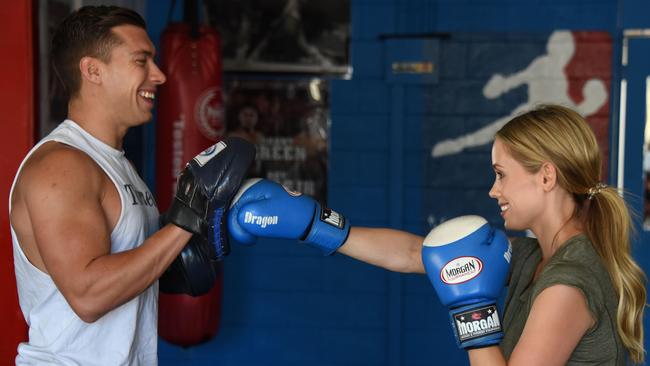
[166,137,255,259]
[160,137,255,296]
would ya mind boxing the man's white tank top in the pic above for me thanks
[10,120,160,365]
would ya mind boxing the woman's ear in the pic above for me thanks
[541,162,557,191]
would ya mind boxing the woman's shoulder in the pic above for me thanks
[534,235,611,311]
[550,234,603,270]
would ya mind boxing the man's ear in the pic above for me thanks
[79,57,102,85]
[540,162,557,191]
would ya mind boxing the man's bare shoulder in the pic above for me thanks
[10,141,111,273]
[14,141,104,200]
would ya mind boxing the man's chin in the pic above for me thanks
[133,112,153,125]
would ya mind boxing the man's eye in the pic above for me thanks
[136,59,146,65]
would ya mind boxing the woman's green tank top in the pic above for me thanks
[500,235,625,365]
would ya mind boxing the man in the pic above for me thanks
[9,6,253,365]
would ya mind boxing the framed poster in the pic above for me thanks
[204,0,350,74]
[225,78,330,202]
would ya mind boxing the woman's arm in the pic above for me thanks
[468,284,594,366]
[336,227,425,273]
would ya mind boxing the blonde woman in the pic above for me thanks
[227,104,646,364]
[455,104,646,365]
[338,104,645,365]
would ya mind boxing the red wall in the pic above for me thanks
[0,1,34,363]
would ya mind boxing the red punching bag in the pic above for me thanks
[156,1,225,346]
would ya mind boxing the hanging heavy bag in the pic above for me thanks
[156,0,227,346]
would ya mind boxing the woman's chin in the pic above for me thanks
[503,220,524,232]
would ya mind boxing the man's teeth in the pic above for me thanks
[500,204,509,212]
[138,90,155,100]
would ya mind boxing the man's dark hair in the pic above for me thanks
[51,6,146,98]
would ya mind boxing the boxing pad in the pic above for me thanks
[166,136,255,259]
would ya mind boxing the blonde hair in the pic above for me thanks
[496,104,647,363]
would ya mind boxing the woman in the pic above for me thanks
[338,104,646,365]
[227,103,646,364]
[465,104,646,365]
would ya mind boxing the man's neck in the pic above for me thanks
[68,98,127,150]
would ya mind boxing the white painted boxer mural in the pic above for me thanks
[423,31,612,227]
[432,31,609,158]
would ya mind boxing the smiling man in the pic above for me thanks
[7,6,254,365]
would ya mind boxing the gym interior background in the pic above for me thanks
[2,0,650,365]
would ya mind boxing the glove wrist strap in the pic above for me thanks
[449,300,503,350]
[302,203,351,255]
[167,199,203,234]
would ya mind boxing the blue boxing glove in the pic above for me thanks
[227,178,350,255]
[422,215,512,349]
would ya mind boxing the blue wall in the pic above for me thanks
[145,0,650,365]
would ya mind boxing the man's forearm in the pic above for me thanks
[63,224,191,322]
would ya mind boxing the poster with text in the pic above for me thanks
[225,78,329,203]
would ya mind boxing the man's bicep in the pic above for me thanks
[24,154,112,294]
